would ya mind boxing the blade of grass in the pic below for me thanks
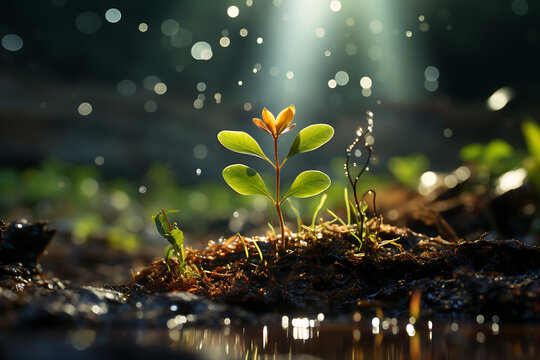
[286,198,303,233]
[327,209,363,247]
[326,209,347,226]
[236,233,250,259]
[267,222,275,235]
[311,193,327,228]
[248,238,264,262]
[344,187,351,225]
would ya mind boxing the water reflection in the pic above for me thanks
[140,317,539,359]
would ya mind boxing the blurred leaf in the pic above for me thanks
[282,170,331,200]
[522,119,540,163]
[387,154,429,188]
[218,131,270,162]
[286,124,334,159]
[460,143,484,163]
[484,139,513,169]
[106,226,139,252]
[222,164,273,199]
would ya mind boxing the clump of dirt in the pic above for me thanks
[133,223,540,320]
[0,220,55,291]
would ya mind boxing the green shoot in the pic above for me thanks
[310,194,327,229]
[218,105,334,250]
[237,233,264,262]
[236,233,250,259]
[286,198,303,233]
[326,209,346,227]
[152,209,186,275]
[344,187,351,226]
[267,222,276,235]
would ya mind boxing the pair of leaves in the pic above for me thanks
[218,123,334,202]
[217,124,334,165]
[222,164,331,203]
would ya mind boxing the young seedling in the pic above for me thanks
[152,209,186,275]
[218,105,334,250]
[344,111,383,250]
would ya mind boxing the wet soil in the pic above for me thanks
[1,218,539,359]
[132,223,540,321]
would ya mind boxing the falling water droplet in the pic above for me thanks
[196,168,202,176]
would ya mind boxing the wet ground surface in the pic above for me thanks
[1,220,539,359]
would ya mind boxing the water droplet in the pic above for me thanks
[196,168,202,176]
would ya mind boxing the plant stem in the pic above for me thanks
[162,209,173,231]
[274,137,286,250]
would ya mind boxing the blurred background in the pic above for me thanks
[1,0,539,252]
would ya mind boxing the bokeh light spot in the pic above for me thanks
[78,102,93,116]
[117,80,136,96]
[1,34,23,51]
[330,0,342,12]
[154,82,167,95]
[315,27,326,38]
[75,12,102,34]
[360,76,372,89]
[191,41,213,60]
[161,19,179,36]
[369,19,383,34]
[335,71,349,86]
[219,36,230,47]
[105,8,122,23]
[227,6,240,18]
[138,23,148,32]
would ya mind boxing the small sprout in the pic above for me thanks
[152,209,186,276]
[310,194,327,229]
[267,222,276,235]
[286,198,303,233]
[344,110,387,251]
[218,105,334,250]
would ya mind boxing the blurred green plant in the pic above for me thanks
[218,105,333,250]
[387,153,430,188]
[460,139,523,178]
[522,119,540,190]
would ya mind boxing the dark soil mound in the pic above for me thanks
[133,224,540,320]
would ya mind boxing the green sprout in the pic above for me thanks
[152,209,186,275]
[343,111,398,252]
[218,105,334,250]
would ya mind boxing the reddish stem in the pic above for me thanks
[274,137,286,250]
[161,208,174,231]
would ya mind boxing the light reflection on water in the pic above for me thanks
[145,318,539,359]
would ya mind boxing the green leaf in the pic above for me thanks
[218,131,270,162]
[282,170,331,201]
[522,119,540,163]
[286,124,334,159]
[222,164,273,199]
[152,210,179,237]
[170,228,184,249]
